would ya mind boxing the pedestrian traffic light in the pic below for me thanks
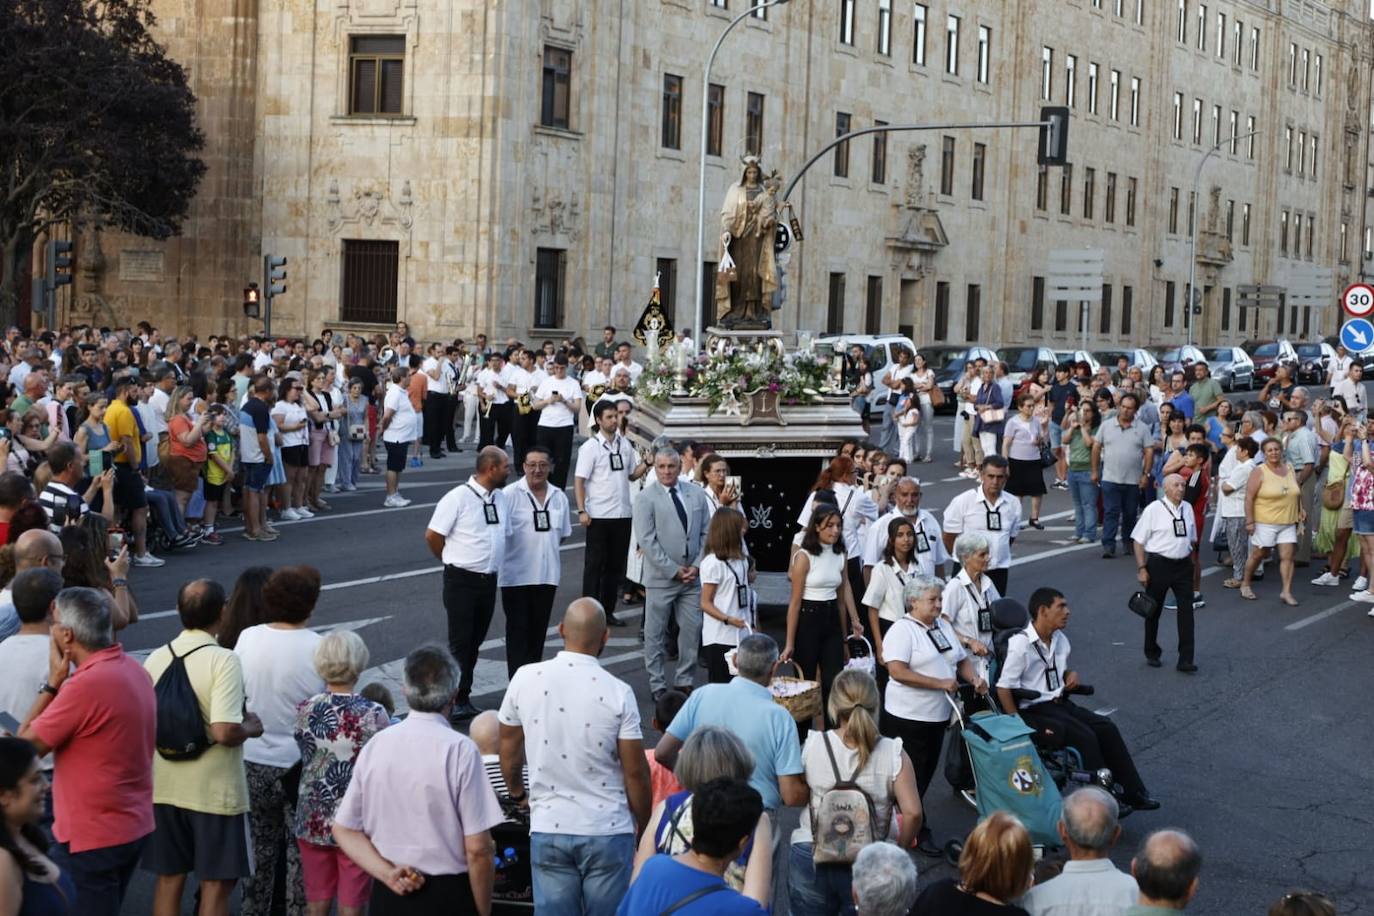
[244,282,261,319]
[265,254,287,298]
[1037,106,1070,167]
[45,240,73,291]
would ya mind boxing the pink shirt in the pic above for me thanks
[31,645,156,852]
[333,711,504,875]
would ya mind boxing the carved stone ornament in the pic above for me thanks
[529,188,581,242]
[742,388,787,427]
[326,179,414,233]
[904,145,927,209]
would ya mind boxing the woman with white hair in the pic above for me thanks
[293,631,391,916]
[941,531,1000,679]
[881,574,987,857]
[851,843,919,916]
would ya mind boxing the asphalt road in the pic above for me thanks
[113,401,1374,914]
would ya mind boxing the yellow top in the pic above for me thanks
[102,398,140,466]
[1254,462,1300,525]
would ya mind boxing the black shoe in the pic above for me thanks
[1145,657,1162,668]
[1029,519,1045,530]
[450,701,480,720]
[915,836,943,857]
[606,613,627,627]
[430,453,444,460]
[1176,662,1198,674]
[1127,793,1162,810]
[1102,547,1116,558]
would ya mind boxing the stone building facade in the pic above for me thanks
[62,0,1374,348]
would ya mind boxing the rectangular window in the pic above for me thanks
[1229,110,1238,153]
[1114,0,1123,14]
[1105,172,1117,223]
[1177,0,1187,43]
[1242,202,1251,246]
[745,92,764,156]
[913,3,927,65]
[1083,167,1096,220]
[1212,104,1221,146]
[1126,177,1137,226]
[1088,62,1099,114]
[1066,56,1078,107]
[349,36,406,116]
[1232,19,1242,66]
[1225,198,1234,240]
[1298,129,1306,175]
[1280,210,1289,254]
[1031,276,1046,331]
[1196,3,1206,50]
[1130,77,1140,126]
[656,258,678,323]
[1293,214,1302,257]
[710,0,726,6]
[1315,54,1323,95]
[1301,47,1310,91]
[340,239,400,323]
[661,74,683,149]
[965,284,981,342]
[702,262,717,325]
[1249,26,1259,71]
[1060,163,1074,215]
[1247,115,1256,159]
[933,281,950,341]
[1216,11,1225,57]
[827,273,847,334]
[1042,47,1054,100]
[1122,285,1133,334]
[971,143,986,200]
[940,135,955,195]
[540,46,572,129]
[878,0,892,55]
[977,26,991,83]
[1221,287,1231,330]
[1101,284,1113,334]
[1310,134,1318,177]
[838,0,855,45]
[1135,0,1143,25]
[1169,187,1179,233]
[1285,126,1293,170]
[534,247,567,328]
[1307,215,1314,258]
[1239,295,1247,332]
[1165,281,1176,328]
[1187,191,1195,238]
[750,0,767,20]
[872,121,888,183]
[706,84,725,156]
[1342,222,1350,262]
[1192,97,1202,143]
[1172,92,1183,140]
[945,15,960,74]
[1036,165,1049,211]
[834,112,851,178]
[1289,42,1297,86]
[1110,70,1120,120]
[1055,298,1068,333]
[865,276,884,334]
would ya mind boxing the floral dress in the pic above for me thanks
[292,692,390,846]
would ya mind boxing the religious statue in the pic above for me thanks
[715,156,779,330]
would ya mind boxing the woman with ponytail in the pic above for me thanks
[787,669,922,916]
[0,737,73,914]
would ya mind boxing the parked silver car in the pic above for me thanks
[1092,348,1160,376]
[1201,346,1255,391]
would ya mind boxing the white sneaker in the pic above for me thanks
[132,553,165,568]
[1356,576,1369,592]
[383,494,411,508]
[1352,590,1374,603]
[280,508,302,521]
[1311,572,1341,587]
[1367,608,1374,617]
[296,506,315,518]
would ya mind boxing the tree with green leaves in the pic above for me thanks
[0,0,205,324]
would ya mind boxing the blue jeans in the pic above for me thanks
[530,832,634,916]
[337,437,362,487]
[146,487,187,538]
[1100,481,1140,549]
[52,835,146,916]
[1068,469,1099,540]
[788,843,857,916]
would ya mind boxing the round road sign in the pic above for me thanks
[1342,283,1374,318]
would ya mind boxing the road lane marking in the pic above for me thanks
[127,615,393,659]
[1285,599,1358,631]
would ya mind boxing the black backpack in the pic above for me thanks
[154,643,213,761]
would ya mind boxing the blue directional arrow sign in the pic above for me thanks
[1341,318,1374,354]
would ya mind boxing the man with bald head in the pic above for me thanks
[1132,473,1198,673]
[497,598,650,916]
[1020,786,1138,915]
[1129,830,1201,913]
[426,445,512,720]
[0,529,67,640]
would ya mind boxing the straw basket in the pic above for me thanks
[770,660,822,722]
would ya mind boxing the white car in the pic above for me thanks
[1053,350,1101,374]
[817,333,918,374]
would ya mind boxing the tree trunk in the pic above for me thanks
[0,236,24,330]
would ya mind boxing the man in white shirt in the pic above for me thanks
[1333,361,1368,422]
[440,345,462,454]
[425,446,512,719]
[1327,344,1354,388]
[861,477,947,583]
[1131,474,1196,673]
[504,349,539,467]
[145,362,175,446]
[500,445,570,676]
[477,351,512,450]
[0,569,63,775]
[498,598,651,916]
[997,587,1158,810]
[6,349,44,390]
[379,365,418,507]
[254,339,275,372]
[941,455,1021,595]
[608,342,644,387]
[574,401,648,628]
[1019,786,1139,916]
[532,354,583,489]
[420,343,449,460]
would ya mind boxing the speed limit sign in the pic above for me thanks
[1343,283,1374,318]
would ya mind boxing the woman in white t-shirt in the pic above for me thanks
[699,510,755,684]
[271,376,312,520]
[789,669,921,916]
[1219,435,1259,588]
[861,516,920,671]
[233,565,326,915]
[941,532,1000,683]
[910,352,938,463]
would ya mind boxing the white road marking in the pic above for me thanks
[128,615,392,660]
[1285,600,1358,631]
[1008,542,1097,566]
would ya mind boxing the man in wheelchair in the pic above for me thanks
[995,587,1160,812]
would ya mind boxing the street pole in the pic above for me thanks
[693,0,792,342]
[1186,128,1262,347]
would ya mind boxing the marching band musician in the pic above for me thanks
[477,350,513,449]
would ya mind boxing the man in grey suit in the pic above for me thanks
[634,445,713,699]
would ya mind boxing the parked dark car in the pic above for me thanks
[1294,342,1335,384]
[921,345,999,413]
[1243,339,1299,382]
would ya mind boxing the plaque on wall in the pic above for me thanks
[118,250,165,283]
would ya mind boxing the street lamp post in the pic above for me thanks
[1186,128,1262,347]
[693,0,791,342]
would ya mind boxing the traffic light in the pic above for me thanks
[1037,106,1070,167]
[265,254,287,298]
[45,240,73,292]
[244,283,261,319]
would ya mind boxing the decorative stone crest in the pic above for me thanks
[326,179,413,232]
[904,145,927,209]
[530,188,581,242]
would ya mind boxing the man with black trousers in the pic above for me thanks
[421,342,448,459]
[1131,472,1198,673]
[531,353,583,488]
[441,345,462,453]
[477,351,512,450]
[574,400,647,628]
[425,445,512,719]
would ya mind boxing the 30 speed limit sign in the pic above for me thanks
[1343,283,1374,318]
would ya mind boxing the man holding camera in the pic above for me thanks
[38,442,114,533]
